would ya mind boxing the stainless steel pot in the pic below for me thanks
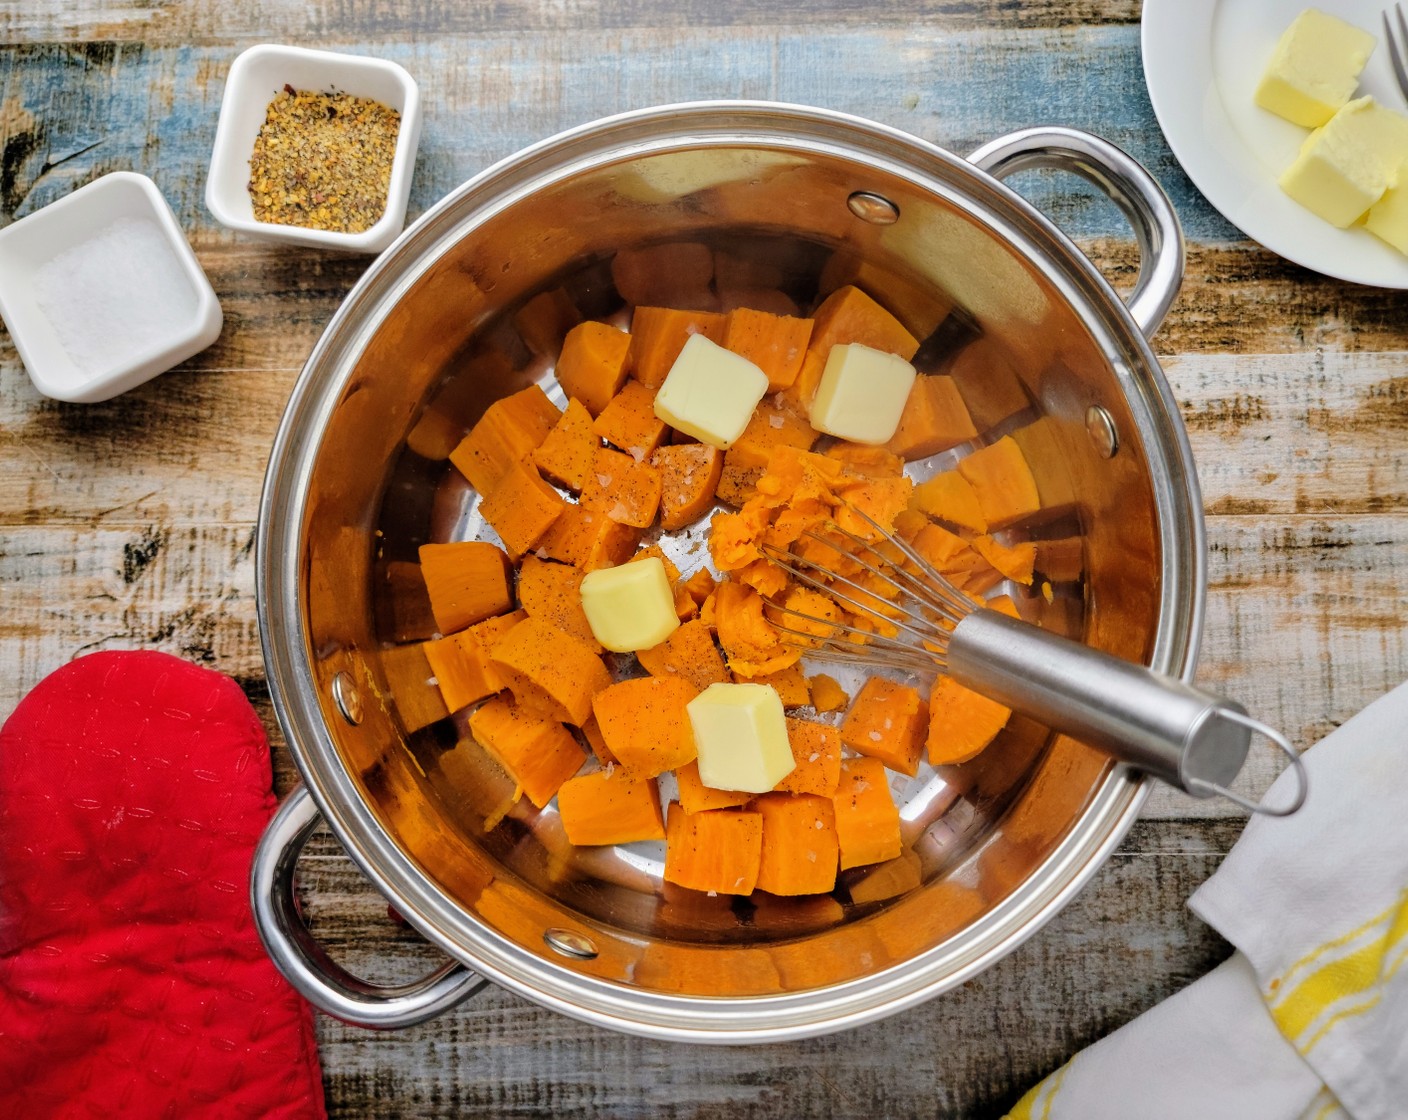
[252,102,1198,1042]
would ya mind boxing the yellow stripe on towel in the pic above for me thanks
[1266,885,1408,1053]
[1269,890,1405,999]
[1004,1058,1070,1120]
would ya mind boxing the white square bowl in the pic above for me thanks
[206,44,422,253]
[0,171,223,404]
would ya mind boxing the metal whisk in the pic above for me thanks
[763,507,1307,817]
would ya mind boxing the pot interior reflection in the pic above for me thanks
[295,129,1169,1000]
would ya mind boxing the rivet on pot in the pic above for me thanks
[544,928,599,960]
[331,671,363,726]
[847,191,900,225]
[1086,405,1119,459]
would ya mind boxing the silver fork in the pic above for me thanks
[1386,3,1408,103]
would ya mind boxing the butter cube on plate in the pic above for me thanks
[688,682,794,794]
[1279,97,1408,227]
[1255,8,1377,128]
[1366,161,1408,255]
[809,342,917,445]
[653,334,769,448]
[579,555,679,652]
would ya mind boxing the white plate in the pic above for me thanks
[1142,0,1408,288]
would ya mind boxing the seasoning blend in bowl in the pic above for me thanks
[206,45,422,253]
[0,172,223,403]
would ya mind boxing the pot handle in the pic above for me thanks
[250,783,487,1029]
[967,126,1184,339]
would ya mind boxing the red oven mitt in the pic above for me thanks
[0,651,326,1119]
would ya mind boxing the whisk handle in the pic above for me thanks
[949,609,1255,800]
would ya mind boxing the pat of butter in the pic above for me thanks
[687,682,794,794]
[653,334,769,448]
[1366,161,1408,255]
[1255,9,1376,128]
[1279,97,1408,228]
[579,556,680,653]
[808,342,917,446]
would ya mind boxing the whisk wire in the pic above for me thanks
[760,544,945,647]
[840,502,978,620]
[797,522,966,627]
[765,601,950,668]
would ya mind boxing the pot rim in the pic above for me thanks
[257,100,1204,1042]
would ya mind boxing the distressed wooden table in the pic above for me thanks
[3,1,1406,1116]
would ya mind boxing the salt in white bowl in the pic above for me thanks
[0,171,223,404]
[206,44,422,254]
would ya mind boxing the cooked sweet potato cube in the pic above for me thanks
[489,617,612,726]
[740,398,818,461]
[681,567,717,606]
[533,398,600,492]
[715,398,819,507]
[515,555,600,651]
[884,374,978,460]
[556,321,631,417]
[748,665,810,708]
[839,677,928,777]
[832,757,902,870]
[422,609,527,711]
[626,306,726,389]
[536,504,642,570]
[417,540,515,634]
[580,714,616,765]
[478,459,569,558]
[907,522,1003,595]
[630,542,681,583]
[782,350,827,412]
[468,696,586,808]
[775,718,841,796]
[910,470,988,533]
[830,474,913,542]
[557,768,666,845]
[380,642,450,733]
[808,285,920,361]
[817,252,954,340]
[824,442,905,477]
[807,673,849,713]
[715,442,771,508]
[449,384,561,495]
[984,593,1021,618]
[514,287,582,358]
[927,676,1009,765]
[664,807,763,895]
[674,759,750,814]
[651,443,724,530]
[637,618,729,693]
[673,584,699,622]
[593,380,668,460]
[972,534,1036,585]
[722,307,814,391]
[591,676,697,778]
[753,792,839,896]
[714,580,800,678]
[956,435,1041,529]
[579,446,663,529]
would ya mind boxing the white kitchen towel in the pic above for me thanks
[1007,679,1408,1120]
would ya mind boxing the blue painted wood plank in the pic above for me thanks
[0,27,1236,248]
